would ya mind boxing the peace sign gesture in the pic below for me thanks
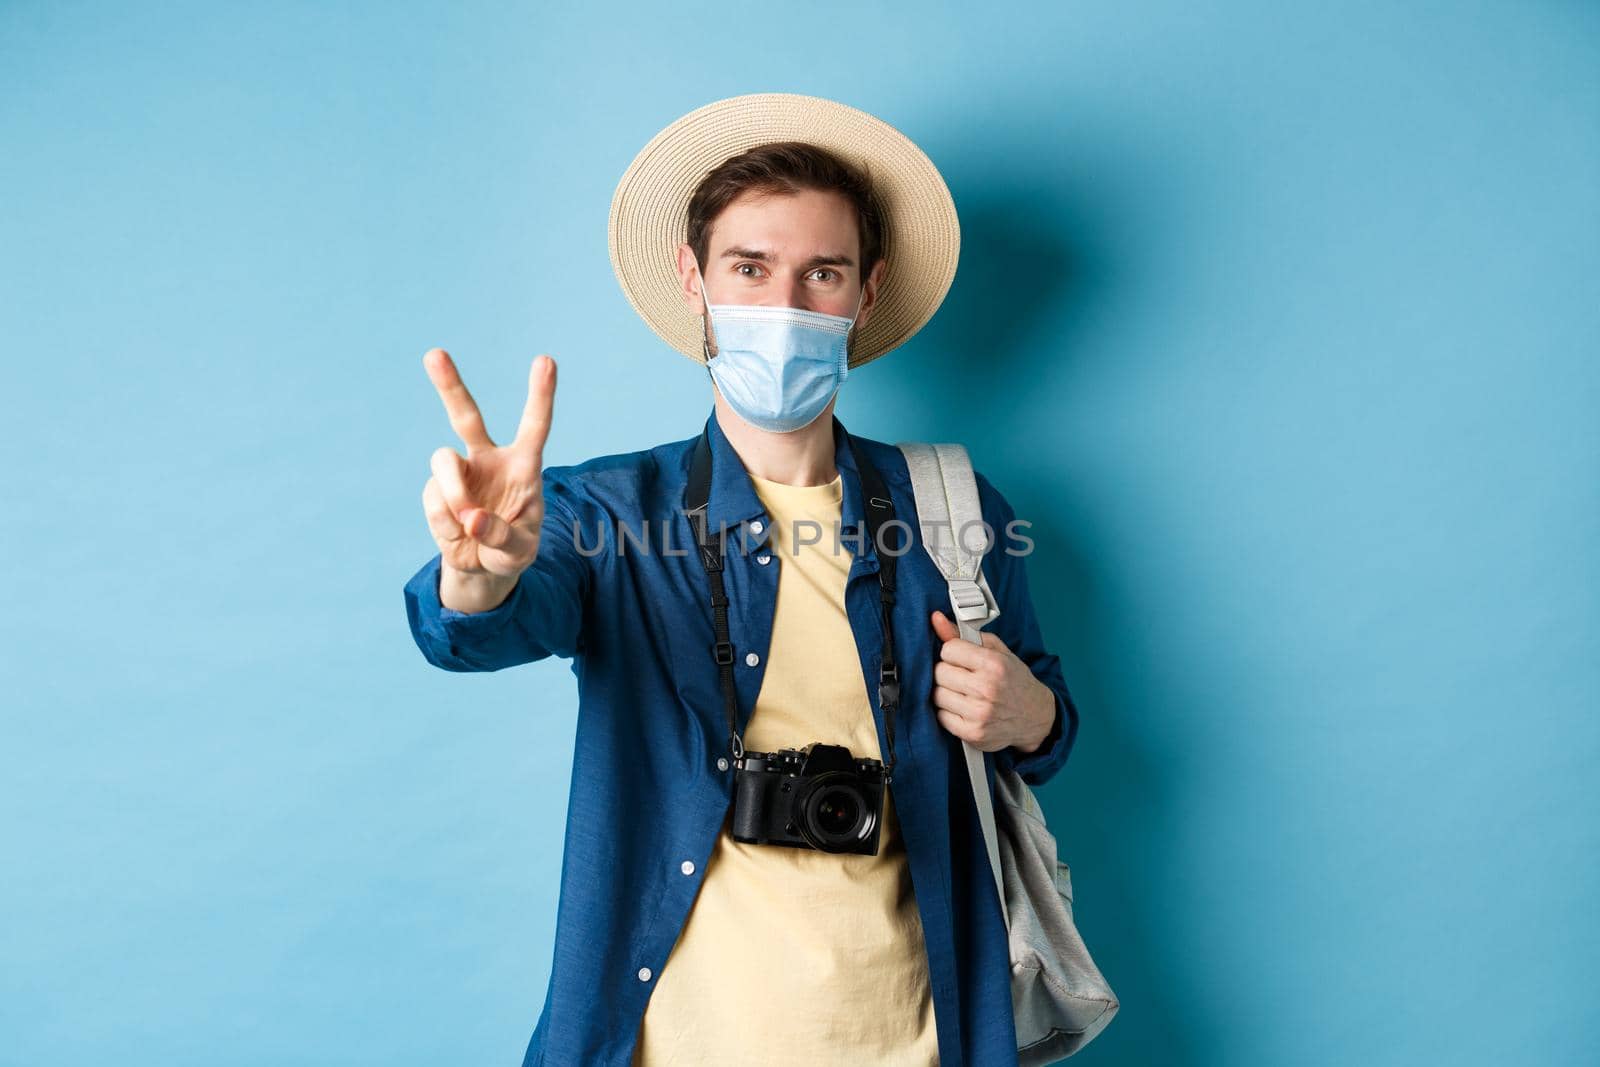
[421,349,558,592]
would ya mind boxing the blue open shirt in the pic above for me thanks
[403,410,1078,1066]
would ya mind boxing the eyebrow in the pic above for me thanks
[718,246,856,269]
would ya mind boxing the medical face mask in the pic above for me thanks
[697,271,867,434]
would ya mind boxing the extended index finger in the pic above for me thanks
[423,348,497,454]
[513,354,557,458]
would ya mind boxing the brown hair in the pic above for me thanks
[685,141,886,280]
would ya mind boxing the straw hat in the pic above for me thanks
[607,92,961,370]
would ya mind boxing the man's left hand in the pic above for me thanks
[928,609,1056,754]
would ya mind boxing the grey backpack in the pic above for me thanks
[898,442,1120,1065]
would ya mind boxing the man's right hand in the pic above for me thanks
[421,349,558,611]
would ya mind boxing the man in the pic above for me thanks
[403,93,1078,1067]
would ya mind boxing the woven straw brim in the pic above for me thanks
[608,92,960,370]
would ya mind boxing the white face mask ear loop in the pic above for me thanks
[841,280,868,378]
[697,263,721,365]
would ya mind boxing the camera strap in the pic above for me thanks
[684,423,901,775]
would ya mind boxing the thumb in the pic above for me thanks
[461,507,538,558]
[929,608,959,643]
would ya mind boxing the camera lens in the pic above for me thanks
[817,790,859,834]
[795,772,877,852]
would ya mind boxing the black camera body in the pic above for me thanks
[730,742,889,854]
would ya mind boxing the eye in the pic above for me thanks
[812,269,837,282]
[735,263,764,278]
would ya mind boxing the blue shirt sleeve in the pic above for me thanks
[402,468,598,671]
[972,470,1080,786]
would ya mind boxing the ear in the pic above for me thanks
[676,243,706,313]
[856,257,888,327]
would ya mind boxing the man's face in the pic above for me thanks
[676,187,886,357]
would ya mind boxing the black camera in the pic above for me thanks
[729,743,889,855]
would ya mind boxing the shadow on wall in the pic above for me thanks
[906,178,1214,1065]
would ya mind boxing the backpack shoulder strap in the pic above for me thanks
[896,442,1002,640]
[897,440,1009,928]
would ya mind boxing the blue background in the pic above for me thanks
[3,2,1595,1064]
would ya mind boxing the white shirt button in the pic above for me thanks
[744,651,760,667]
[750,519,764,534]
[638,967,652,982]
[681,860,696,875]
[716,757,730,771]
[756,553,771,565]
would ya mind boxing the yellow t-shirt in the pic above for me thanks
[631,471,939,1067]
